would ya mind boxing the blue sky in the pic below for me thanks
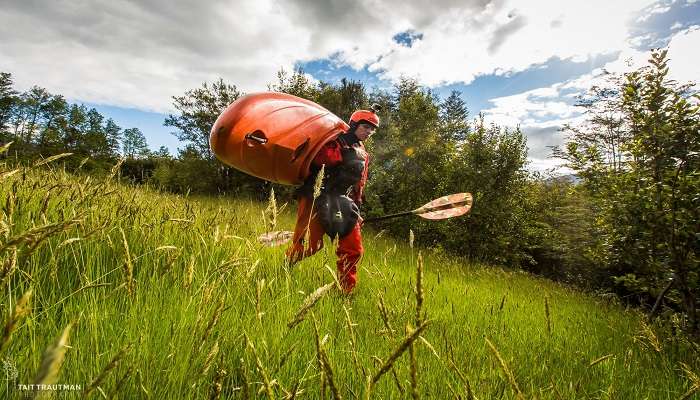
[1,0,699,169]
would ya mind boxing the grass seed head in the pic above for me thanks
[0,246,18,287]
[288,282,334,329]
[371,320,430,385]
[313,165,325,200]
[201,340,220,376]
[33,323,73,398]
[1,288,33,353]
[84,342,133,397]
[265,187,278,230]
[485,337,524,400]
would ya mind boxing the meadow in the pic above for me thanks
[1,154,699,399]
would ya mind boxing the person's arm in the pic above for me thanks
[312,141,343,167]
[351,152,370,204]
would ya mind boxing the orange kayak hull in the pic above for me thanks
[210,92,348,185]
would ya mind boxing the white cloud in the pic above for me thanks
[636,3,671,22]
[481,25,700,171]
[666,26,700,83]
[0,0,662,112]
[0,0,310,113]
[369,0,657,86]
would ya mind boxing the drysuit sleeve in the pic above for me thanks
[351,151,370,205]
[312,141,343,167]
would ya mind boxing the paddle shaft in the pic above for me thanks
[363,210,415,223]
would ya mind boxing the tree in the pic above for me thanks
[268,67,318,100]
[63,104,88,152]
[11,86,52,145]
[314,78,367,120]
[36,95,68,155]
[559,49,700,332]
[122,127,149,159]
[165,78,242,159]
[103,118,122,157]
[439,90,470,143]
[0,72,18,135]
[84,108,108,157]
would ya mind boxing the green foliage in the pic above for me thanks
[0,74,127,172]
[122,127,150,159]
[165,78,241,159]
[0,72,17,132]
[559,50,700,331]
[268,67,318,100]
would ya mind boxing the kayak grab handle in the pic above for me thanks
[245,130,268,145]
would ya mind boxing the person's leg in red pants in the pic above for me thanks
[336,222,363,293]
[286,197,325,264]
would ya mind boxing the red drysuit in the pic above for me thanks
[286,138,369,293]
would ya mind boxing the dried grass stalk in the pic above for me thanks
[415,252,424,325]
[200,340,220,376]
[184,255,195,289]
[209,363,227,400]
[119,227,134,296]
[343,305,363,375]
[485,337,524,400]
[679,362,700,400]
[0,246,18,287]
[245,334,275,399]
[377,294,394,334]
[256,279,265,320]
[287,282,334,329]
[409,335,419,400]
[448,358,474,400]
[588,354,613,368]
[32,323,73,399]
[312,313,342,400]
[265,188,278,231]
[544,295,551,336]
[201,299,225,343]
[33,153,73,168]
[370,320,430,386]
[1,289,33,353]
[83,342,133,396]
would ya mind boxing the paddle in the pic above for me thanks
[257,193,473,247]
[363,192,473,223]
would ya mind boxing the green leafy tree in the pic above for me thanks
[103,118,122,157]
[36,95,68,155]
[122,127,149,159]
[0,72,18,136]
[9,86,52,147]
[559,50,700,331]
[439,90,470,143]
[165,79,242,159]
[84,108,109,157]
[268,67,318,100]
[315,78,368,120]
[445,117,529,263]
[63,104,88,152]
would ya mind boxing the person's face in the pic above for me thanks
[354,123,376,141]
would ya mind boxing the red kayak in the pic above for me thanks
[209,92,348,185]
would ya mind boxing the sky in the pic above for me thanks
[1,0,699,171]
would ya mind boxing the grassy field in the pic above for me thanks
[1,156,699,399]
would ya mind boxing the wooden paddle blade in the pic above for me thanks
[258,230,294,247]
[414,193,473,220]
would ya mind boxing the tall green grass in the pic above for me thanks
[1,158,698,399]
